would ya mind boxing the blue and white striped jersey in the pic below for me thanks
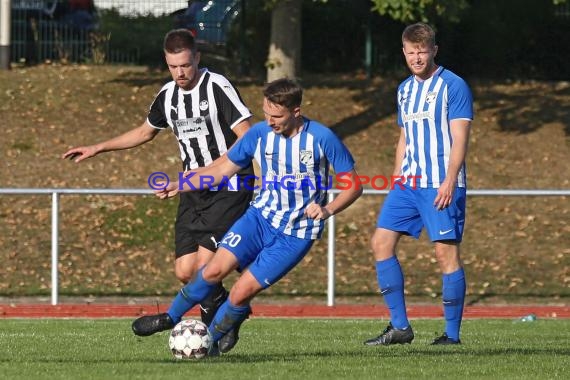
[227,117,355,240]
[397,66,473,188]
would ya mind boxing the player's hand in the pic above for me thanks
[62,146,97,163]
[434,180,456,210]
[304,202,331,220]
[154,181,179,199]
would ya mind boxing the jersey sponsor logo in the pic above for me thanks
[300,150,313,166]
[199,100,209,111]
[174,117,209,139]
[262,170,332,191]
[266,169,314,182]
[425,91,437,104]
[401,110,432,123]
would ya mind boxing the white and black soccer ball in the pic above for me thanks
[168,319,213,360]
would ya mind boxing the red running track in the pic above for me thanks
[0,304,568,319]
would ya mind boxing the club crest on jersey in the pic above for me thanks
[425,92,437,104]
[300,150,313,165]
[199,100,209,111]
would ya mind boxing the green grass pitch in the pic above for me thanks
[0,318,568,379]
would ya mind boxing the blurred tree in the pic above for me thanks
[263,0,568,80]
[263,0,470,81]
[265,0,303,82]
[369,0,469,23]
[368,0,567,22]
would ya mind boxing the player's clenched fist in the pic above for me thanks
[304,202,331,220]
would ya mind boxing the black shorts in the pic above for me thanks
[174,190,253,258]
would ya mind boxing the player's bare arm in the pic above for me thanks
[156,155,242,200]
[305,169,363,220]
[434,119,471,210]
[62,121,159,163]
[392,128,406,177]
[231,119,252,138]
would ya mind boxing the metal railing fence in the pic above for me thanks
[1,188,568,306]
[10,1,238,64]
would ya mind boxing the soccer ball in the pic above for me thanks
[168,319,213,360]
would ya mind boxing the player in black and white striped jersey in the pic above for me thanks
[62,29,253,353]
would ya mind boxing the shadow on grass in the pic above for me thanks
[4,346,568,364]
[108,69,170,88]
[110,72,570,139]
[109,71,400,141]
[473,80,570,136]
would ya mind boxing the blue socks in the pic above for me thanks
[167,268,217,324]
[209,300,251,342]
[375,256,409,330]
[442,268,466,341]
[376,257,466,340]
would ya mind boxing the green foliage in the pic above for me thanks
[363,0,570,80]
[435,0,570,80]
[0,319,569,379]
[369,0,568,24]
[369,0,470,23]
[98,8,174,67]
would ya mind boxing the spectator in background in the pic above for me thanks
[184,0,205,23]
[65,0,98,31]
[14,0,58,63]
[174,0,205,35]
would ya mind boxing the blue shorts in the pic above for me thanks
[376,184,466,242]
[219,207,314,289]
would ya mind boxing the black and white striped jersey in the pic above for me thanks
[146,69,254,180]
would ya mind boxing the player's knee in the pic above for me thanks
[201,265,225,283]
[227,287,253,307]
[370,235,392,260]
[175,254,199,284]
[370,234,379,251]
[434,243,461,272]
[174,262,197,284]
[174,267,193,284]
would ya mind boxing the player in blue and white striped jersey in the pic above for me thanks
[231,112,356,240]
[365,23,473,347]
[132,78,363,352]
